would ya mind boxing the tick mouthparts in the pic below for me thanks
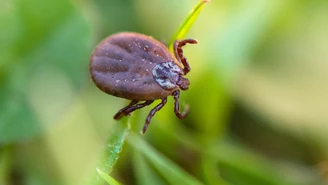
[177,76,190,90]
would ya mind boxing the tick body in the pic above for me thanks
[90,32,197,133]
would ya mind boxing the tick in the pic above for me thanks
[90,32,197,133]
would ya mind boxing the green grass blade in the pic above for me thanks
[168,0,210,52]
[128,134,205,185]
[210,143,295,185]
[133,150,166,185]
[155,123,294,185]
[99,117,130,173]
[96,168,122,185]
[89,117,130,185]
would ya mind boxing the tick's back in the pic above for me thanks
[90,32,178,100]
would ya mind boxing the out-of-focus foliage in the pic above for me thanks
[1,0,328,185]
[0,0,91,143]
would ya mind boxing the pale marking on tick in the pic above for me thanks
[152,61,183,90]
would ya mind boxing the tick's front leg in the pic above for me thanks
[172,90,189,119]
[174,39,197,75]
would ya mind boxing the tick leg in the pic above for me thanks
[174,39,198,75]
[142,97,167,134]
[114,100,153,120]
[114,100,138,119]
[172,90,189,119]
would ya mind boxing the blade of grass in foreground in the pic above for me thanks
[89,117,130,185]
[100,117,130,173]
[128,133,205,185]
[168,0,210,52]
[97,168,122,185]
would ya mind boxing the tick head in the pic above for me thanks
[152,61,186,90]
[176,76,189,91]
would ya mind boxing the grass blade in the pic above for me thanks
[99,117,130,173]
[133,150,166,185]
[89,117,130,185]
[128,133,205,185]
[96,168,122,185]
[210,143,295,185]
[168,0,210,51]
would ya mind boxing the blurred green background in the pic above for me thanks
[1,0,328,185]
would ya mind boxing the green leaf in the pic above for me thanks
[96,168,122,185]
[128,134,205,185]
[168,0,210,51]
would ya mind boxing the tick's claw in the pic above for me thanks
[113,113,122,120]
[182,105,190,117]
[141,126,148,134]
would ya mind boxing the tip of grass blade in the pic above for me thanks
[168,0,210,52]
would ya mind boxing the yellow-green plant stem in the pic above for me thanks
[168,0,210,52]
